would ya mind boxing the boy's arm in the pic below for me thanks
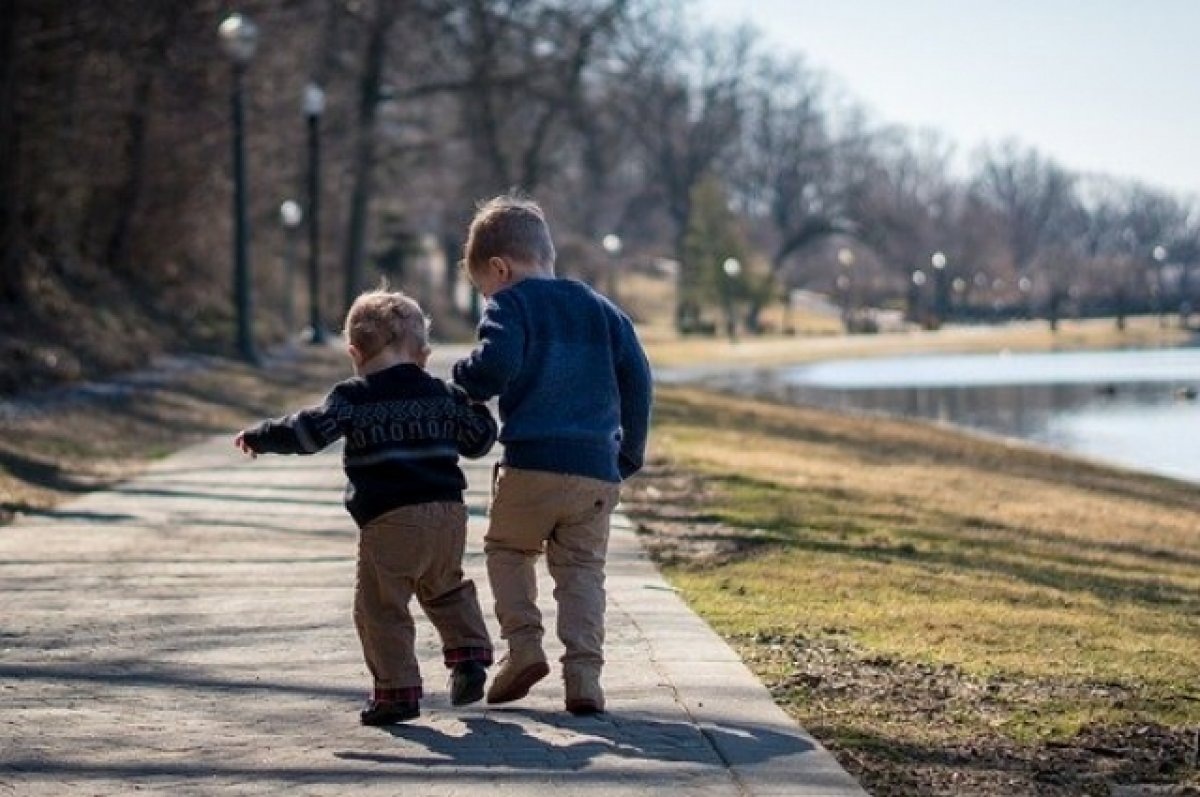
[237,389,347,456]
[614,317,654,480]
[450,386,499,460]
[451,293,525,402]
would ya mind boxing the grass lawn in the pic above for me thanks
[627,385,1200,795]
[4,313,1198,794]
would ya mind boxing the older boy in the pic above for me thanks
[235,289,496,725]
[453,196,653,715]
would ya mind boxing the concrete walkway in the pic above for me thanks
[1,411,867,795]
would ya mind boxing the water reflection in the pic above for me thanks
[674,348,1200,485]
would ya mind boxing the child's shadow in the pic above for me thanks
[335,708,811,770]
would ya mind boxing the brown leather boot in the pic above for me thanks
[485,647,549,705]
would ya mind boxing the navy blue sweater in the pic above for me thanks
[240,363,497,526]
[452,277,653,483]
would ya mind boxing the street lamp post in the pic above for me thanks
[279,199,303,335]
[1152,244,1168,328]
[602,233,622,303]
[217,13,260,363]
[304,82,327,344]
[836,247,854,331]
[1017,276,1033,320]
[931,251,948,327]
[722,257,741,342]
[909,269,927,325]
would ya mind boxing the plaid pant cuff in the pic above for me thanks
[444,646,493,668]
[373,685,422,703]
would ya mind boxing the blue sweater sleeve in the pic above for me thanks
[452,293,526,402]
[614,315,653,479]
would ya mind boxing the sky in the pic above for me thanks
[695,0,1200,196]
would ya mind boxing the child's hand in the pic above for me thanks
[234,431,258,459]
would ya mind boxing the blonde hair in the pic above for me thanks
[463,194,556,272]
[342,288,430,361]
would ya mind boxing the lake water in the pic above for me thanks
[663,347,1200,485]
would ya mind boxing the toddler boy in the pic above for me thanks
[453,196,653,714]
[236,289,496,725]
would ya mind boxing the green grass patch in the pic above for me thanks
[635,387,1200,753]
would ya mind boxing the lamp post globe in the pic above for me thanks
[218,13,259,64]
[280,200,303,229]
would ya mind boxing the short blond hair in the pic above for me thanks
[342,289,430,361]
[463,194,556,272]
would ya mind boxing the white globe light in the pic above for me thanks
[218,14,259,64]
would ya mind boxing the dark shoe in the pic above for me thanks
[451,660,488,706]
[565,697,604,716]
[360,699,419,726]
[486,652,550,705]
[564,668,605,715]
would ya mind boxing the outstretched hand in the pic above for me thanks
[234,432,258,459]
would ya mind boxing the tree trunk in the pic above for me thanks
[0,0,21,302]
[105,67,153,272]
[342,0,399,315]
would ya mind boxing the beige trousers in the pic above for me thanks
[354,502,492,690]
[484,466,621,679]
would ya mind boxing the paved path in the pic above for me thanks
[1,397,867,795]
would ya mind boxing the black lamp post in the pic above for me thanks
[722,257,741,342]
[304,82,328,344]
[602,233,622,303]
[836,247,854,330]
[217,13,260,363]
[909,269,927,325]
[931,251,948,327]
[279,199,303,334]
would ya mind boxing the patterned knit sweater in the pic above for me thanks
[452,277,653,483]
[240,363,497,526]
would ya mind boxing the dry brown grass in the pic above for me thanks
[0,345,349,523]
[642,315,1192,369]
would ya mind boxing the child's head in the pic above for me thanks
[463,195,556,297]
[342,288,430,373]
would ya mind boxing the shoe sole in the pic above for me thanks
[451,668,487,706]
[360,708,420,726]
[486,661,550,705]
[565,699,604,716]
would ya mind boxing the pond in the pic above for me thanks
[662,346,1200,485]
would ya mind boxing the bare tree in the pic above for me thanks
[0,0,20,302]
[341,0,402,314]
[616,24,753,328]
[972,140,1078,326]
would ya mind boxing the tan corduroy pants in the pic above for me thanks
[354,502,492,690]
[484,466,621,680]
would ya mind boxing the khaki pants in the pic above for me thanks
[354,502,492,691]
[485,466,621,680]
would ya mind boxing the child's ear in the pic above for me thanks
[489,256,511,282]
[347,343,365,367]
